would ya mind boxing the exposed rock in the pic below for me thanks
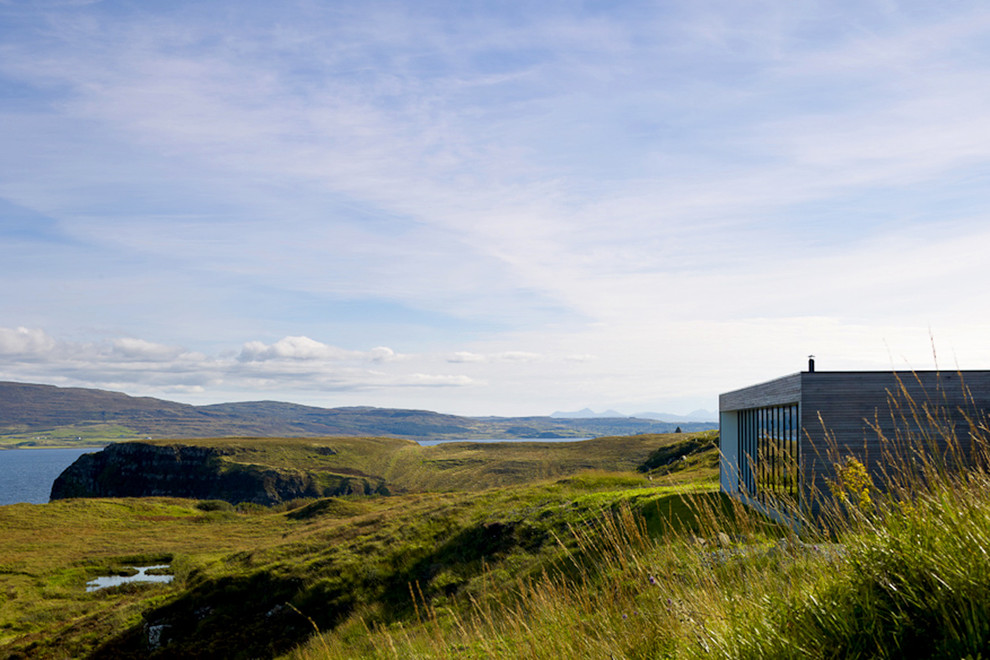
[49,442,388,505]
[145,623,170,651]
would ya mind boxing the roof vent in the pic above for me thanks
[808,355,815,373]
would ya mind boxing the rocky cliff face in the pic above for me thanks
[50,442,388,505]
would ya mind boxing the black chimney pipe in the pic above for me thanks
[808,355,815,373]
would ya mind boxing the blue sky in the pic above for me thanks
[2,0,990,416]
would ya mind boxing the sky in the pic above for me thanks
[2,0,990,417]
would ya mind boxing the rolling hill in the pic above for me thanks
[0,381,715,445]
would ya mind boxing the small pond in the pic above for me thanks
[86,565,174,592]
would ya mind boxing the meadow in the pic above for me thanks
[4,424,990,658]
[287,421,990,660]
[0,432,716,657]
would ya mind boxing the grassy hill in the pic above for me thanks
[0,381,714,447]
[156,432,714,492]
[1,432,722,658]
[50,433,714,504]
[9,420,989,659]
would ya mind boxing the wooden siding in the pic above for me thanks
[799,371,990,508]
[720,370,990,522]
[719,373,802,411]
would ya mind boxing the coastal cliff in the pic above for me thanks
[47,433,683,508]
[49,442,389,504]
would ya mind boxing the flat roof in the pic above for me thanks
[719,370,990,412]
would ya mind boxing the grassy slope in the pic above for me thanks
[24,425,990,659]
[0,498,298,656]
[0,424,142,448]
[0,433,720,658]
[133,433,696,494]
[288,441,990,659]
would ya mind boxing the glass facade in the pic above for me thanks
[737,404,800,503]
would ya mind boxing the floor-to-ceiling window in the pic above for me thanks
[737,404,799,503]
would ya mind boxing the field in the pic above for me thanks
[0,432,719,657]
[136,432,714,493]
[6,424,990,658]
[0,424,142,448]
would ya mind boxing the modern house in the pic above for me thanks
[719,360,990,523]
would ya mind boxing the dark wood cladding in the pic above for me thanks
[721,370,990,520]
[720,373,801,411]
[799,371,990,503]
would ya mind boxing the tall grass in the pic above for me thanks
[288,381,990,659]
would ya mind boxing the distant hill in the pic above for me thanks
[632,409,717,423]
[551,407,627,419]
[552,407,717,423]
[0,381,716,446]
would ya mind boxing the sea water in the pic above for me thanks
[0,447,102,505]
[0,439,593,505]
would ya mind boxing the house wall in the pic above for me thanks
[719,373,802,518]
[719,410,739,494]
[720,370,990,521]
[799,371,990,505]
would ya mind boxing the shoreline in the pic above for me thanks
[0,444,109,451]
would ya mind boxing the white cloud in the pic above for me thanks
[0,328,477,401]
[447,351,486,363]
[237,337,405,365]
[238,336,354,362]
[3,3,990,415]
[160,384,206,395]
[446,350,548,364]
[111,337,185,361]
[496,351,543,362]
[389,373,477,388]
[369,346,399,362]
[0,327,56,355]
[1,320,988,417]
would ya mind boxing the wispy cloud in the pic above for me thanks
[0,327,57,356]
[239,337,369,363]
[2,1,990,414]
[0,327,478,401]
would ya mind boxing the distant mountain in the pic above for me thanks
[0,381,716,445]
[553,407,717,423]
[550,408,627,419]
[632,409,717,423]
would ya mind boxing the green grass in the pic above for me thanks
[15,419,990,659]
[281,417,990,659]
[279,477,990,660]
[1,482,712,658]
[1,433,712,658]
[0,423,139,448]
[0,497,292,656]
[100,433,690,496]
